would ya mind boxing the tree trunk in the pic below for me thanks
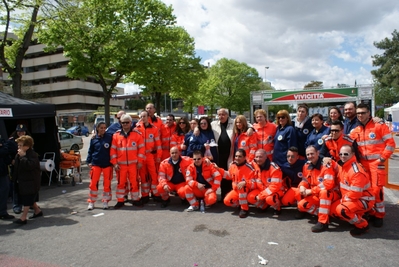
[12,72,23,98]
[155,91,162,116]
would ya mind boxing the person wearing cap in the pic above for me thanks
[8,124,31,214]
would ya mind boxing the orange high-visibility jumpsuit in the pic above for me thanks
[297,159,340,224]
[110,129,145,202]
[171,132,186,153]
[247,160,284,211]
[331,156,375,229]
[157,156,193,200]
[350,119,395,219]
[253,122,277,160]
[231,132,258,162]
[161,123,177,160]
[135,122,162,198]
[322,134,355,162]
[224,162,257,211]
[184,161,222,208]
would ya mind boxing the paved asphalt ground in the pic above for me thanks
[1,135,399,267]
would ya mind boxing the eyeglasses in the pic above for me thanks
[339,152,350,157]
[121,121,130,124]
[277,117,286,119]
[179,122,186,125]
[330,129,341,133]
[193,158,202,161]
[356,112,367,115]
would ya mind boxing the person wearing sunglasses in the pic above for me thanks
[331,145,375,236]
[349,103,396,227]
[110,114,145,209]
[160,114,177,161]
[273,110,298,167]
[135,111,162,204]
[171,117,190,156]
[296,145,340,232]
[184,150,222,212]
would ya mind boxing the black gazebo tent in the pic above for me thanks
[0,92,60,183]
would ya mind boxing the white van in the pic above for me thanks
[94,116,115,125]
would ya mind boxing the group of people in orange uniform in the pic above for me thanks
[86,102,395,237]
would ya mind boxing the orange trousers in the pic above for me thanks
[297,189,340,224]
[281,187,302,206]
[247,189,283,210]
[139,155,159,197]
[157,181,186,200]
[88,166,113,203]
[224,183,249,211]
[185,185,217,207]
[331,198,374,229]
[361,160,386,218]
[116,165,140,202]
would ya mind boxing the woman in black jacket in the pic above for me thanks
[13,135,42,225]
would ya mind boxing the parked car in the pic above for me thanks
[59,131,83,151]
[66,125,90,137]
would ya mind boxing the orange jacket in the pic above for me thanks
[110,129,145,165]
[251,160,284,195]
[185,160,222,192]
[158,156,192,187]
[349,119,395,162]
[322,134,354,161]
[228,161,257,191]
[232,132,258,162]
[171,132,186,151]
[135,122,162,160]
[149,116,163,132]
[161,123,177,151]
[253,122,277,158]
[298,158,337,196]
[338,156,375,202]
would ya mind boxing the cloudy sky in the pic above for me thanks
[150,0,398,91]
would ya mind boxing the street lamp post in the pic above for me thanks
[264,66,269,82]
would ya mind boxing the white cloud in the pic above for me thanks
[161,0,399,90]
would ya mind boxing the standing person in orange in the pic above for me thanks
[349,103,396,227]
[135,111,162,204]
[171,117,190,155]
[86,122,113,210]
[157,146,192,208]
[184,150,222,211]
[161,114,177,160]
[145,103,163,130]
[253,109,277,161]
[247,149,284,216]
[230,115,257,162]
[296,145,340,232]
[224,149,257,218]
[110,114,145,209]
[331,145,375,236]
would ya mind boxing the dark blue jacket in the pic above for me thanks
[343,117,359,135]
[295,118,313,157]
[280,159,307,188]
[86,133,113,168]
[106,121,137,135]
[305,125,330,151]
[186,130,218,163]
[273,125,298,167]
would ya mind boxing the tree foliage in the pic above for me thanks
[304,80,323,89]
[198,58,261,115]
[39,0,176,125]
[0,0,42,98]
[372,29,399,105]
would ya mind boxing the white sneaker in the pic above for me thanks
[187,205,199,212]
[87,203,94,210]
[103,202,109,210]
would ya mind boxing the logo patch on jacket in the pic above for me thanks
[298,172,303,178]
[241,141,246,146]
[317,139,323,145]
[369,132,376,139]
[104,143,110,148]
[277,135,283,141]
[132,142,136,146]
[149,134,154,139]
[318,177,323,183]
[303,129,309,134]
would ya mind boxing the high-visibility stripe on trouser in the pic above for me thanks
[368,186,385,219]
[224,190,239,208]
[318,189,340,223]
[335,199,373,229]
[298,195,320,216]
[139,156,159,197]
[281,187,302,206]
[362,160,386,219]
[185,185,217,207]
[88,166,113,203]
[247,189,268,209]
[116,165,139,202]
[157,181,186,201]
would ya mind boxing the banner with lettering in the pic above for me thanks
[263,88,358,102]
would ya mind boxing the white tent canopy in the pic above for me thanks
[384,102,399,114]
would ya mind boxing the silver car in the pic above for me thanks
[58,131,83,151]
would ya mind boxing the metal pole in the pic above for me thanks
[265,66,269,82]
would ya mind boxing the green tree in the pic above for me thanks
[304,80,323,89]
[39,0,176,125]
[198,58,262,115]
[126,26,204,116]
[372,29,399,105]
[0,0,42,98]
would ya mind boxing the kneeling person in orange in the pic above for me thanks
[224,149,257,218]
[297,145,340,232]
[247,149,284,216]
[331,145,375,236]
[86,122,113,210]
[110,114,145,209]
[157,146,192,208]
[184,150,222,211]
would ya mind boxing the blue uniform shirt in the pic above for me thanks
[273,125,298,167]
[86,133,113,168]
